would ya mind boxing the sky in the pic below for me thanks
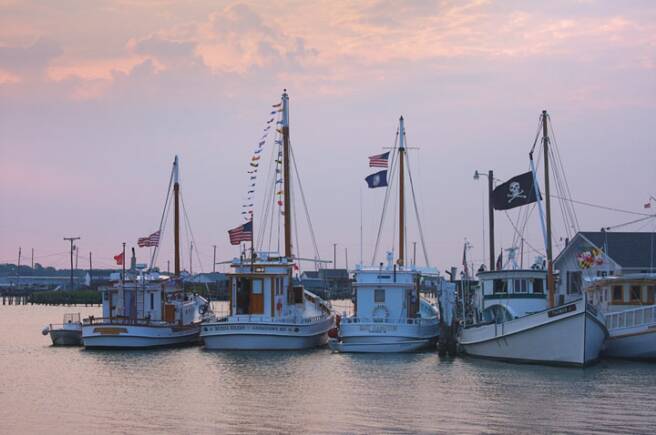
[1,0,655,273]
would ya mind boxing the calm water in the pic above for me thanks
[1,305,655,434]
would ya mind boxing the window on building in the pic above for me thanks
[612,285,623,303]
[374,288,385,303]
[630,285,641,303]
[567,271,582,294]
[533,279,544,293]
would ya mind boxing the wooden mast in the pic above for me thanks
[542,111,555,307]
[398,116,405,267]
[282,90,292,260]
[173,156,181,276]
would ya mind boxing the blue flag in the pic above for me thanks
[365,170,388,189]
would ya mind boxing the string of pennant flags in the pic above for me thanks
[228,99,284,245]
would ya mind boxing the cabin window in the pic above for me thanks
[612,286,623,303]
[647,286,655,304]
[374,289,385,303]
[252,279,263,295]
[513,279,528,293]
[493,279,507,293]
[150,293,154,310]
[567,271,582,294]
[630,286,641,303]
[533,279,544,294]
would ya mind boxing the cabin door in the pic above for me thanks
[249,279,264,314]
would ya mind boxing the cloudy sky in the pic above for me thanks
[1,0,654,272]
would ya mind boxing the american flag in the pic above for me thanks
[228,221,253,245]
[368,151,390,168]
[138,230,160,247]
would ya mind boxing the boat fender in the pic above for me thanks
[41,326,49,336]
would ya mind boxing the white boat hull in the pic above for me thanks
[201,317,333,350]
[460,299,607,366]
[49,329,82,346]
[603,327,656,360]
[330,320,439,353]
[82,324,200,349]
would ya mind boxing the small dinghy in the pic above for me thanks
[42,313,83,346]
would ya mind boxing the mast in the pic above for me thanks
[173,156,181,276]
[282,90,292,260]
[488,170,495,271]
[542,110,555,307]
[398,116,406,267]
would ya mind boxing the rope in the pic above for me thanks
[405,151,430,267]
[149,163,174,268]
[371,129,399,265]
[289,142,321,265]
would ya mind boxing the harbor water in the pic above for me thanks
[1,304,654,434]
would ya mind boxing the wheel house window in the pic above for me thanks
[630,286,641,303]
[374,289,385,303]
[612,285,623,303]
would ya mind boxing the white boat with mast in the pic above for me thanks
[328,116,440,353]
[82,156,211,349]
[459,110,607,366]
[200,90,334,350]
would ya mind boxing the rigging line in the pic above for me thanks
[256,127,278,250]
[291,168,301,262]
[289,142,321,263]
[180,190,205,273]
[372,129,400,265]
[548,195,654,217]
[528,114,544,155]
[150,163,175,269]
[548,117,580,230]
[503,210,545,256]
[404,152,430,267]
[603,214,655,231]
[153,189,173,268]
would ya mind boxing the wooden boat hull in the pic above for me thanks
[603,327,656,360]
[330,320,439,353]
[82,324,200,349]
[49,329,82,346]
[201,317,333,350]
[459,299,607,367]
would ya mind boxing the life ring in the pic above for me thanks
[372,304,390,321]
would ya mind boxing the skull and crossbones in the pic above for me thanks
[507,181,527,203]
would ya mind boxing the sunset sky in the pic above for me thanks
[1,0,654,273]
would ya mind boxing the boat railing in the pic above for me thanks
[82,316,173,327]
[341,316,436,326]
[605,305,656,331]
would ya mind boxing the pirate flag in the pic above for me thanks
[492,171,541,210]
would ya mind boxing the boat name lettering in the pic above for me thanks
[208,324,297,332]
[548,304,576,318]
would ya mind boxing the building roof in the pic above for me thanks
[560,231,656,269]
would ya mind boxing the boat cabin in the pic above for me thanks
[99,273,199,325]
[586,274,656,313]
[476,268,548,322]
[351,254,430,322]
[229,253,303,319]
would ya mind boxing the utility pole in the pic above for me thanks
[345,247,349,271]
[212,245,217,273]
[64,237,80,290]
[89,251,93,287]
[31,248,34,270]
[17,247,21,287]
[333,243,337,269]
